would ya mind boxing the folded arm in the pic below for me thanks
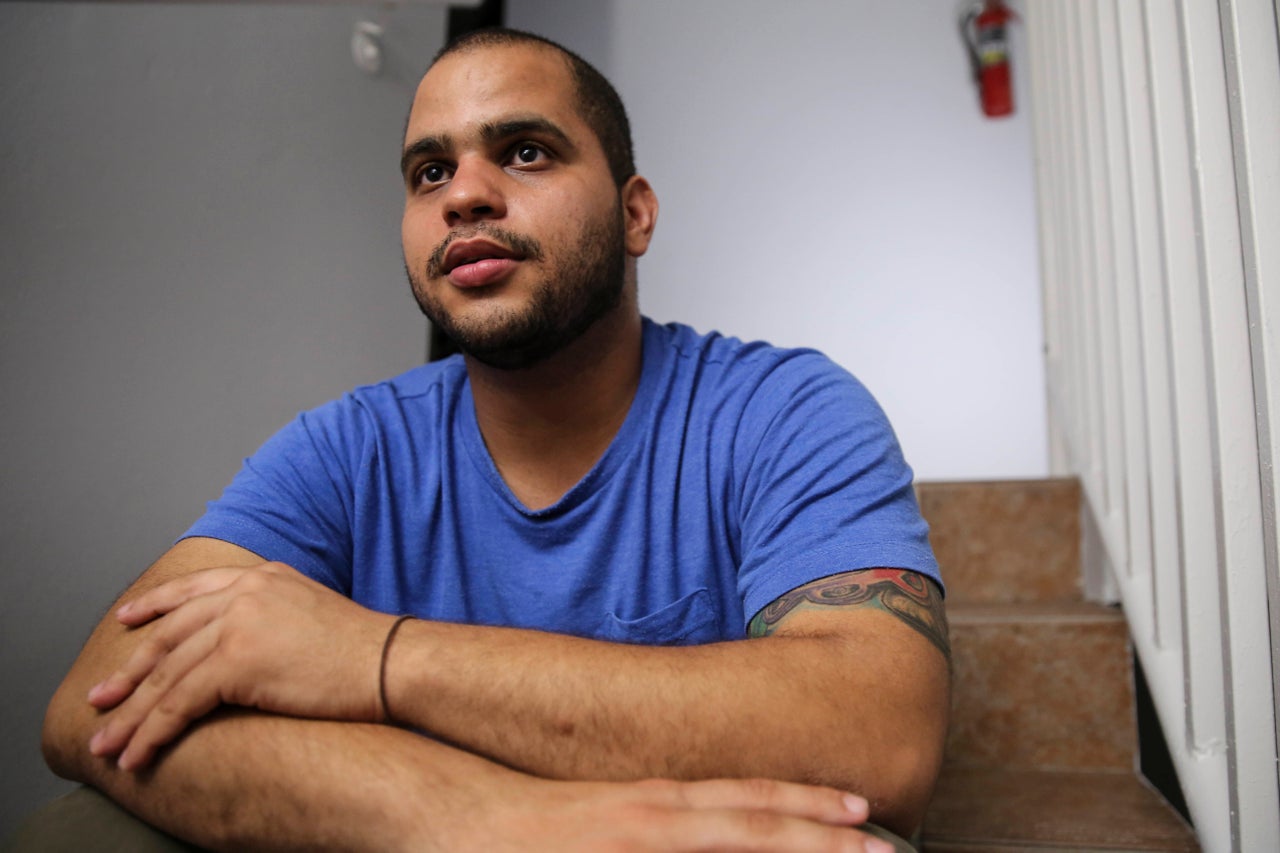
[382,567,950,836]
[81,540,949,838]
[42,538,510,850]
[45,538,892,851]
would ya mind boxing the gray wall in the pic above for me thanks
[508,0,1046,479]
[0,2,446,835]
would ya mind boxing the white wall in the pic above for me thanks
[0,2,445,836]
[509,0,1046,480]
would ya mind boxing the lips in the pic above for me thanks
[441,238,523,276]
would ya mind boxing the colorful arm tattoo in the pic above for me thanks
[748,568,950,660]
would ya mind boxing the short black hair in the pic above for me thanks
[428,28,636,186]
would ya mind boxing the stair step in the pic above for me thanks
[917,479,1081,604]
[916,479,1191,848]
[921,767,1199,851]
[947,602,1135,770]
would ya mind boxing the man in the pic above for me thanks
[38,28,948,852]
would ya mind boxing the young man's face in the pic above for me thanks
[400,43,632,369]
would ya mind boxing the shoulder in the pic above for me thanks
[344,355,466,410]
[647,319,861,404]
[249,356,466,471]
[647,320,886,441]
[656,322,940,619]
[298,356,466,432]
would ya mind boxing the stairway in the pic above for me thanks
[915,479,1199,852]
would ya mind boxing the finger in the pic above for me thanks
[653,778,870,827]
[116,647,228,771]
[89,591,228,710]
[659,807,893,853]
[89,620,221,761]
[115,567,249,626]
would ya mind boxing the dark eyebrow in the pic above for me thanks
[400,133,452,181]
[478,117,576,153]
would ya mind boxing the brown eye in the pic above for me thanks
[511,144,546,166]
[418,163,450,185]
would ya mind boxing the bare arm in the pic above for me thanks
[383,568,949,836]
[42,538,518,850]
[89,555,947,838]
[46,539,889,851]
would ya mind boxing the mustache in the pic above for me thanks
[426,226,544,278]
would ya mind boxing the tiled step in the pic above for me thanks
[917,479,1081,604]
[921,767,1199,851]
[916,479,1195,850]
[947,601,1135,771]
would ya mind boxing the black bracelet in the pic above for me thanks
[379,615,414,724]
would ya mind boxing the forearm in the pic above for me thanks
[386,613,947,833]
[61,542,942,843]
[45,640,885,853]
[41,539,515,850]
[46,703,508,851]
[43,605,514,851]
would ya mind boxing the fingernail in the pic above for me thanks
[87,683,103,701]
[865,839,894,853]
[843,793,868,817]
[116,603,132,618]
[89,730,105,754]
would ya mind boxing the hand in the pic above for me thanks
[470,776,898,853]
[85,562,395,770]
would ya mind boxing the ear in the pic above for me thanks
[620,176,659,258]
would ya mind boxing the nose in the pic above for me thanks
[442,157,507,225]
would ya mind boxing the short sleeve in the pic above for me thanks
[734,353,940,625]
[181,401,362,594]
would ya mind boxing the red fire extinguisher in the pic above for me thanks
[962,0,1017,117]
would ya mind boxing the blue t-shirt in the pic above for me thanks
[185,319,940,644]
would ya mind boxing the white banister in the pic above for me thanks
[1217,0,1280,830]
[1025,2,1280,850]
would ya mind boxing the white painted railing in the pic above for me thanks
[1024,2,1279,851]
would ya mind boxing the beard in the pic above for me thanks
[407,202,627,371]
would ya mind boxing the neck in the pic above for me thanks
[464,297,644,510]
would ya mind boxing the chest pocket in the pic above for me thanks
[597,588,720,646]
